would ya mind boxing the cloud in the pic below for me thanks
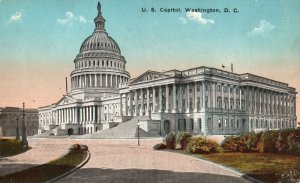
[248,19,275,36]
[57,12,91,26]
[187,12,215,25]
[179,12,214,25]
[178,17,187,24]
[9,11,23,22]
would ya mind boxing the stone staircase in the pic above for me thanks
[33,125,59,137]
[77,116,161,139]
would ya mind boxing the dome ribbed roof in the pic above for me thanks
[79,32,121,54]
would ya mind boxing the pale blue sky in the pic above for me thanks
[0,0,299,110]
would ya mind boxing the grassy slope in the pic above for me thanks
[199,153,300,183]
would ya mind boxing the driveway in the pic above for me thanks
[59,138,252,183]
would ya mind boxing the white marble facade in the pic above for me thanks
[38,2,297,136]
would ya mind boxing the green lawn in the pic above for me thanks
[0,138,30,157]
[198,152,300,183]
[0,147,88,183]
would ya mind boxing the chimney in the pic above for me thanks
[65,77,68,94]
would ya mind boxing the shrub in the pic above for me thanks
[258,130,278,153]
[176,132,192,149]
[165,133,176,149]
[187,136,220,154]
[153,143,166,150]
[221,136,240,152]
[222,132,262,153]
[70,144,81,151]
[69,144,88,153]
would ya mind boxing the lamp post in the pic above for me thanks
[16,117,20,140]
[21,102,28,147]
[137,120,140,146]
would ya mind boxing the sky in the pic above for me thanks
[0,0,299,118]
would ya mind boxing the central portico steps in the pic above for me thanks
[77,116,160,139]
[33,125,59,137]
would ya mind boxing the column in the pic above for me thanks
[100,74,102,87]
[186,83,190,113]
[90,74,93,87]
[105,74,108,87]
[158,85,163,112]
[194,82,198,112]
[152,87,156,113]
[212,82,216,109]
[79,108,82,124]
[110,74,113,88]
[130,92,133,116]
[140,89,144,116]
[239,88,242,110]
[233,86,237,110]
[66,108,69,123]
[120,94,123,117]
[94,74,97,87]
[203,82,206,108]
[89,106,92,123]
[146,88,150,115]
[125,93,128,116]
[172,84,178,113]
[75,107,78,124]
[134,90,138,116]
[246,86,250,112]
[165,85,170,113]
[115,75,118,88]
[228,85,231,110]
[178,84,182,112]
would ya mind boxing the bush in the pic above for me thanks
[153,143,166,150]
[278,129,300,154]
[165,133,176,149]
[187,136,220,154]
[221,136,240,152]
[258,130,278,153]
[176,132,192,149]
[69,144,89,152]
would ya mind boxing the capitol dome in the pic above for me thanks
[69,1,130,98]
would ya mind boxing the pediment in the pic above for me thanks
[56,95,77,105]
[130,70,171,84]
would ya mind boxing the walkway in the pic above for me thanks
[59,139,252,183]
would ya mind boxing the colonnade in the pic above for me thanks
[40,106,101,126]
[118,82,296,118]
[71,74,128,89]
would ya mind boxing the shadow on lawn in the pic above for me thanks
[59,168,252,183]
[0,163,76,183]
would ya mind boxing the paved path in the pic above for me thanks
[59,139,252,183]
[0,138,73,176]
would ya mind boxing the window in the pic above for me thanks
[217,85,221,92]
[218,119,222,128]
[223,86,227,92]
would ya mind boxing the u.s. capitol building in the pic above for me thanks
[38,2,297,137]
